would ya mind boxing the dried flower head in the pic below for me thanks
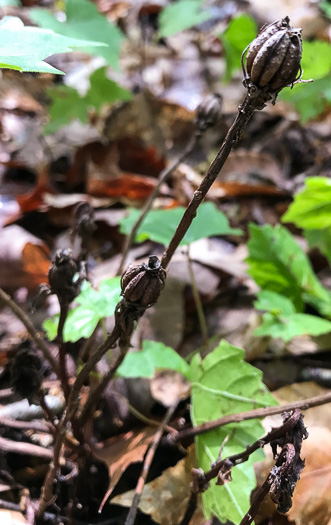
[121,255,166,308]
[196,94,223,132]
[242,16,302,94]
[48,248,78,304]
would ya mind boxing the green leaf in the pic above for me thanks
[0,16,106,74]
[190,340,277,524]
[220,14,257,82]
[45,67,131,133]
[280,75,331,122]
[254,290,296,317]
[301,40,331,80]
[320,1,331,18]
[159,0,213,37]
[246,223,331,317]
[43,314,60,341]
[45,85,89,133]
[305,229,331,264]
[0,0,19,6]
[30,0,124,68]
[282,177,331,230]
[254,312,331,342]
[119,202,242,246]
[117,340,190,379]
[42,278,121,342]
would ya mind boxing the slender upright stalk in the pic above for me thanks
[161,93,262,269]
[117,132,199,275]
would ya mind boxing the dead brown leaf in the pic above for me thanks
[112,445,206,525]
[91,426,155,511]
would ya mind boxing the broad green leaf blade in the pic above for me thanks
[0,16,106,74]
[254,290,296,317]
[282,177,331,230]
[119,202,242,246]
[42,278,121,342]
[190,340,277,524]
[117,340,190,378]
[45,67,131,133]
[159,0,213,38]
[254,312,331,342]
[31,0,124,69]
[246,223,331,317]
[279,75,331,123]
[219,14,257,82]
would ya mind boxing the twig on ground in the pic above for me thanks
[117,133,199,276]
[0,436,56,461]
[125,403,178,525]
[0,416,51,433]
[0,288,59,377]
[166,390,331,444]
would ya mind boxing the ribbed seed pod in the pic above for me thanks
[244,16,302,94]
[121,255,166,307]
[196,94,223,132]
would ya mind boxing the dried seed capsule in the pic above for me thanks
[48,248,78,304]
[244,16,302,94]
[196,94,223,132]
[245,18,288,74]
[121,255,166,307]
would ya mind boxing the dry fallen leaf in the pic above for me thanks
[0,225,50,291]
[91,426,155,511]
[112,445,206,525]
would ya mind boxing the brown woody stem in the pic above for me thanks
[161,93,260,269]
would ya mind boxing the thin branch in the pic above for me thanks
[167,390,331,445]
[57,301,70,399]
[117,133,199,276]
[125,403,178,525]
[79,342,130,426]
[186,247,208,347]
[0,416,51,433]
[0,288,59,377]
[161,93,262,270]
[0,436,55,461]
[179,492,197,525]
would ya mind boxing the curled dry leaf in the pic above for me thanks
[91,426,155,511]
[0,225,50,291]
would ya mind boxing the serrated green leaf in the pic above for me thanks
[254,290,296,317]
[159,0,212,37]
[119,202,242,246]
[282,177,331,230]
[30,0,124,68]
[220,14,257,82]
[45,67,131,133]
[117,340,190,378]
[0,16,106,74]
[246,223,331,317]
[190,340,277,524]
[42,278,121,342]
[254,312,331,342]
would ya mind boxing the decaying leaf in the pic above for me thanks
[91,427,155,511]
[112,445,206,525]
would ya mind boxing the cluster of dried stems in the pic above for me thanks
[0,16,326,525]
